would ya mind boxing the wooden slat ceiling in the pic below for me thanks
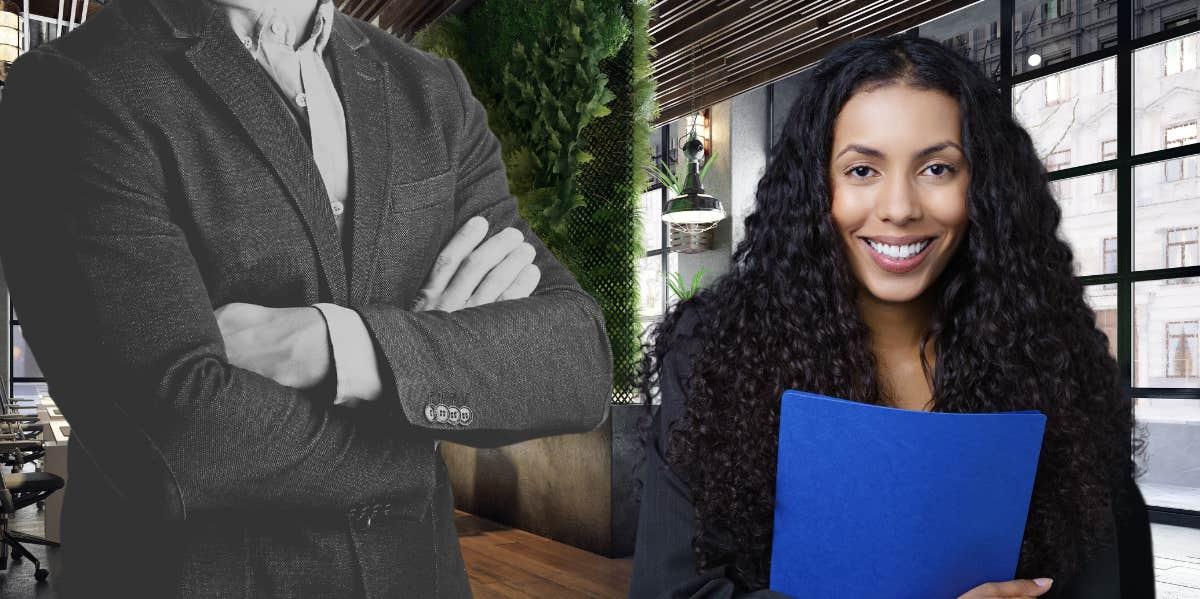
[649,0,976,126]
[336,0,473,39]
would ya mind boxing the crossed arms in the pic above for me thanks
[0,48,612,520]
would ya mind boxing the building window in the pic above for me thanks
[1163,13,1197,31]
[1043,0,1066,20]
[1100,57,1116,93]
[1101,140,1117,192]
[1164,33,1198,75]
[1044,71,1071,106]
[1164,122,1198,181]
[1045,149,1071,172]
[990,20,1000,40]
[1166,321,1199,379]
[1102,236,1118,290]
[1166,227,1199,269]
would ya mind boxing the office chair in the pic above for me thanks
[1,468,63,581]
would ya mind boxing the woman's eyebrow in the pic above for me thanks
[834,141,963,160]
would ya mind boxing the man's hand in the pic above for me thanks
[215,303,330,389]
[957,578,1053,599]
[413,216,540,312]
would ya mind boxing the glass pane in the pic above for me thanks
[1134,397,1200,512]
[640,188,662,251]
[637,255,665,320]
[1053,171,1117,276]
[1084,284,1118,358]
[1134,154,1200,270]
[1012,58,1116,167]
[1012,0,1111,75]
[12,382,49,399]
[1135,1,1200,38]
[1134,32,1200,155]
[913,0,1002,80]
[1133,279,1200,387]
[12,324,43,379]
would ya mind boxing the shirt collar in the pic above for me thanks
[214,0,335,54]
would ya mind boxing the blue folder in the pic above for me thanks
[769,390,1046,598]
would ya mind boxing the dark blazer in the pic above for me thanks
[629,308,1154,598]
[0,0,613,596]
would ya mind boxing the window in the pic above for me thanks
[1045,149,1071,171]
[1043,0,1065,20]
[1102,237,1118,290]
[1164,122,1198,181]
[1044,71,1071,105]
[1167,227,1199,269]
[1166,321,1198,379]
[1165,34,1198,75]
[1103,236,1119,274]
[990,20,1000,40]
[1163,13,1197,31]
[1100,57,1116,93]
[1101,140,1117,192]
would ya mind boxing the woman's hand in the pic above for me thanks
[957,578,1053,599]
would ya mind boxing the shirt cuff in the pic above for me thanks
[312,302,384,405]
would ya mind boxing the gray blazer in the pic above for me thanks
[0,0,613,596]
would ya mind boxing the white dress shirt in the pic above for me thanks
[215,0,382,405]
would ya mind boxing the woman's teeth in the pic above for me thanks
[867,239,931,259]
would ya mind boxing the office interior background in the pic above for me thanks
[1,0,1199,597]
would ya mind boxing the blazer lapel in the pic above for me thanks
[328,15,391,307]
[180,11,350,306]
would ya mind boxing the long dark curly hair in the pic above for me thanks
[636,34,1146,592]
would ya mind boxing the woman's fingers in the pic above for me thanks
[958,578,1052,598]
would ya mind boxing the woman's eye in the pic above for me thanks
[848,166,874,178]
[925,163,956,177]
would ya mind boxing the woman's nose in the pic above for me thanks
[875,176,923,224]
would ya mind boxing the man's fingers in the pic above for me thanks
[422,216,489,302]
[439,227,524,311]
[496,263,540,301]
[464,242,536,308]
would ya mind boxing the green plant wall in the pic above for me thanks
[413,0,656,402]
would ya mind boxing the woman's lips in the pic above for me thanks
[859,238,936,274]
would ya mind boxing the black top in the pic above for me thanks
[629,311,1156,598]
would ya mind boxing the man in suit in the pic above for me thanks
[0,0,613,596]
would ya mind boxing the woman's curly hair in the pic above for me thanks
[635,34,1146,591]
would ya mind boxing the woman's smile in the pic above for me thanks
[858,235,938,274]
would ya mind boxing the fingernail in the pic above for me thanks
[1034,578,1053,587]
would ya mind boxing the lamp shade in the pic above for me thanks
[662,135,725,225]
[0,10,18,64]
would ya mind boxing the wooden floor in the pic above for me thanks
[455,510,633,598]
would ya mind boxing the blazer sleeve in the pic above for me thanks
[347,55,613,448]
[0,48,438,519]
[629,316,790,599]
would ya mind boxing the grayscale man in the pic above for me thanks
[0,0,612,596]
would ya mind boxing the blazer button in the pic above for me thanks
[459,406,472,425]
[424,404,436,422]
[330,200,343,215]
[447,406,459,424]
[435,403,449,423]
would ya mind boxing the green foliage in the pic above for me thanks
[650,149,719,196]
[666,268,706,300]
[414,0,655,400]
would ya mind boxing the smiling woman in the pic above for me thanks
[630,34,1154,599]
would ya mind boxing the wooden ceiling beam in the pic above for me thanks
[650,0,978,126]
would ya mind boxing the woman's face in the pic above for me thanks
[828,82,970,304]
